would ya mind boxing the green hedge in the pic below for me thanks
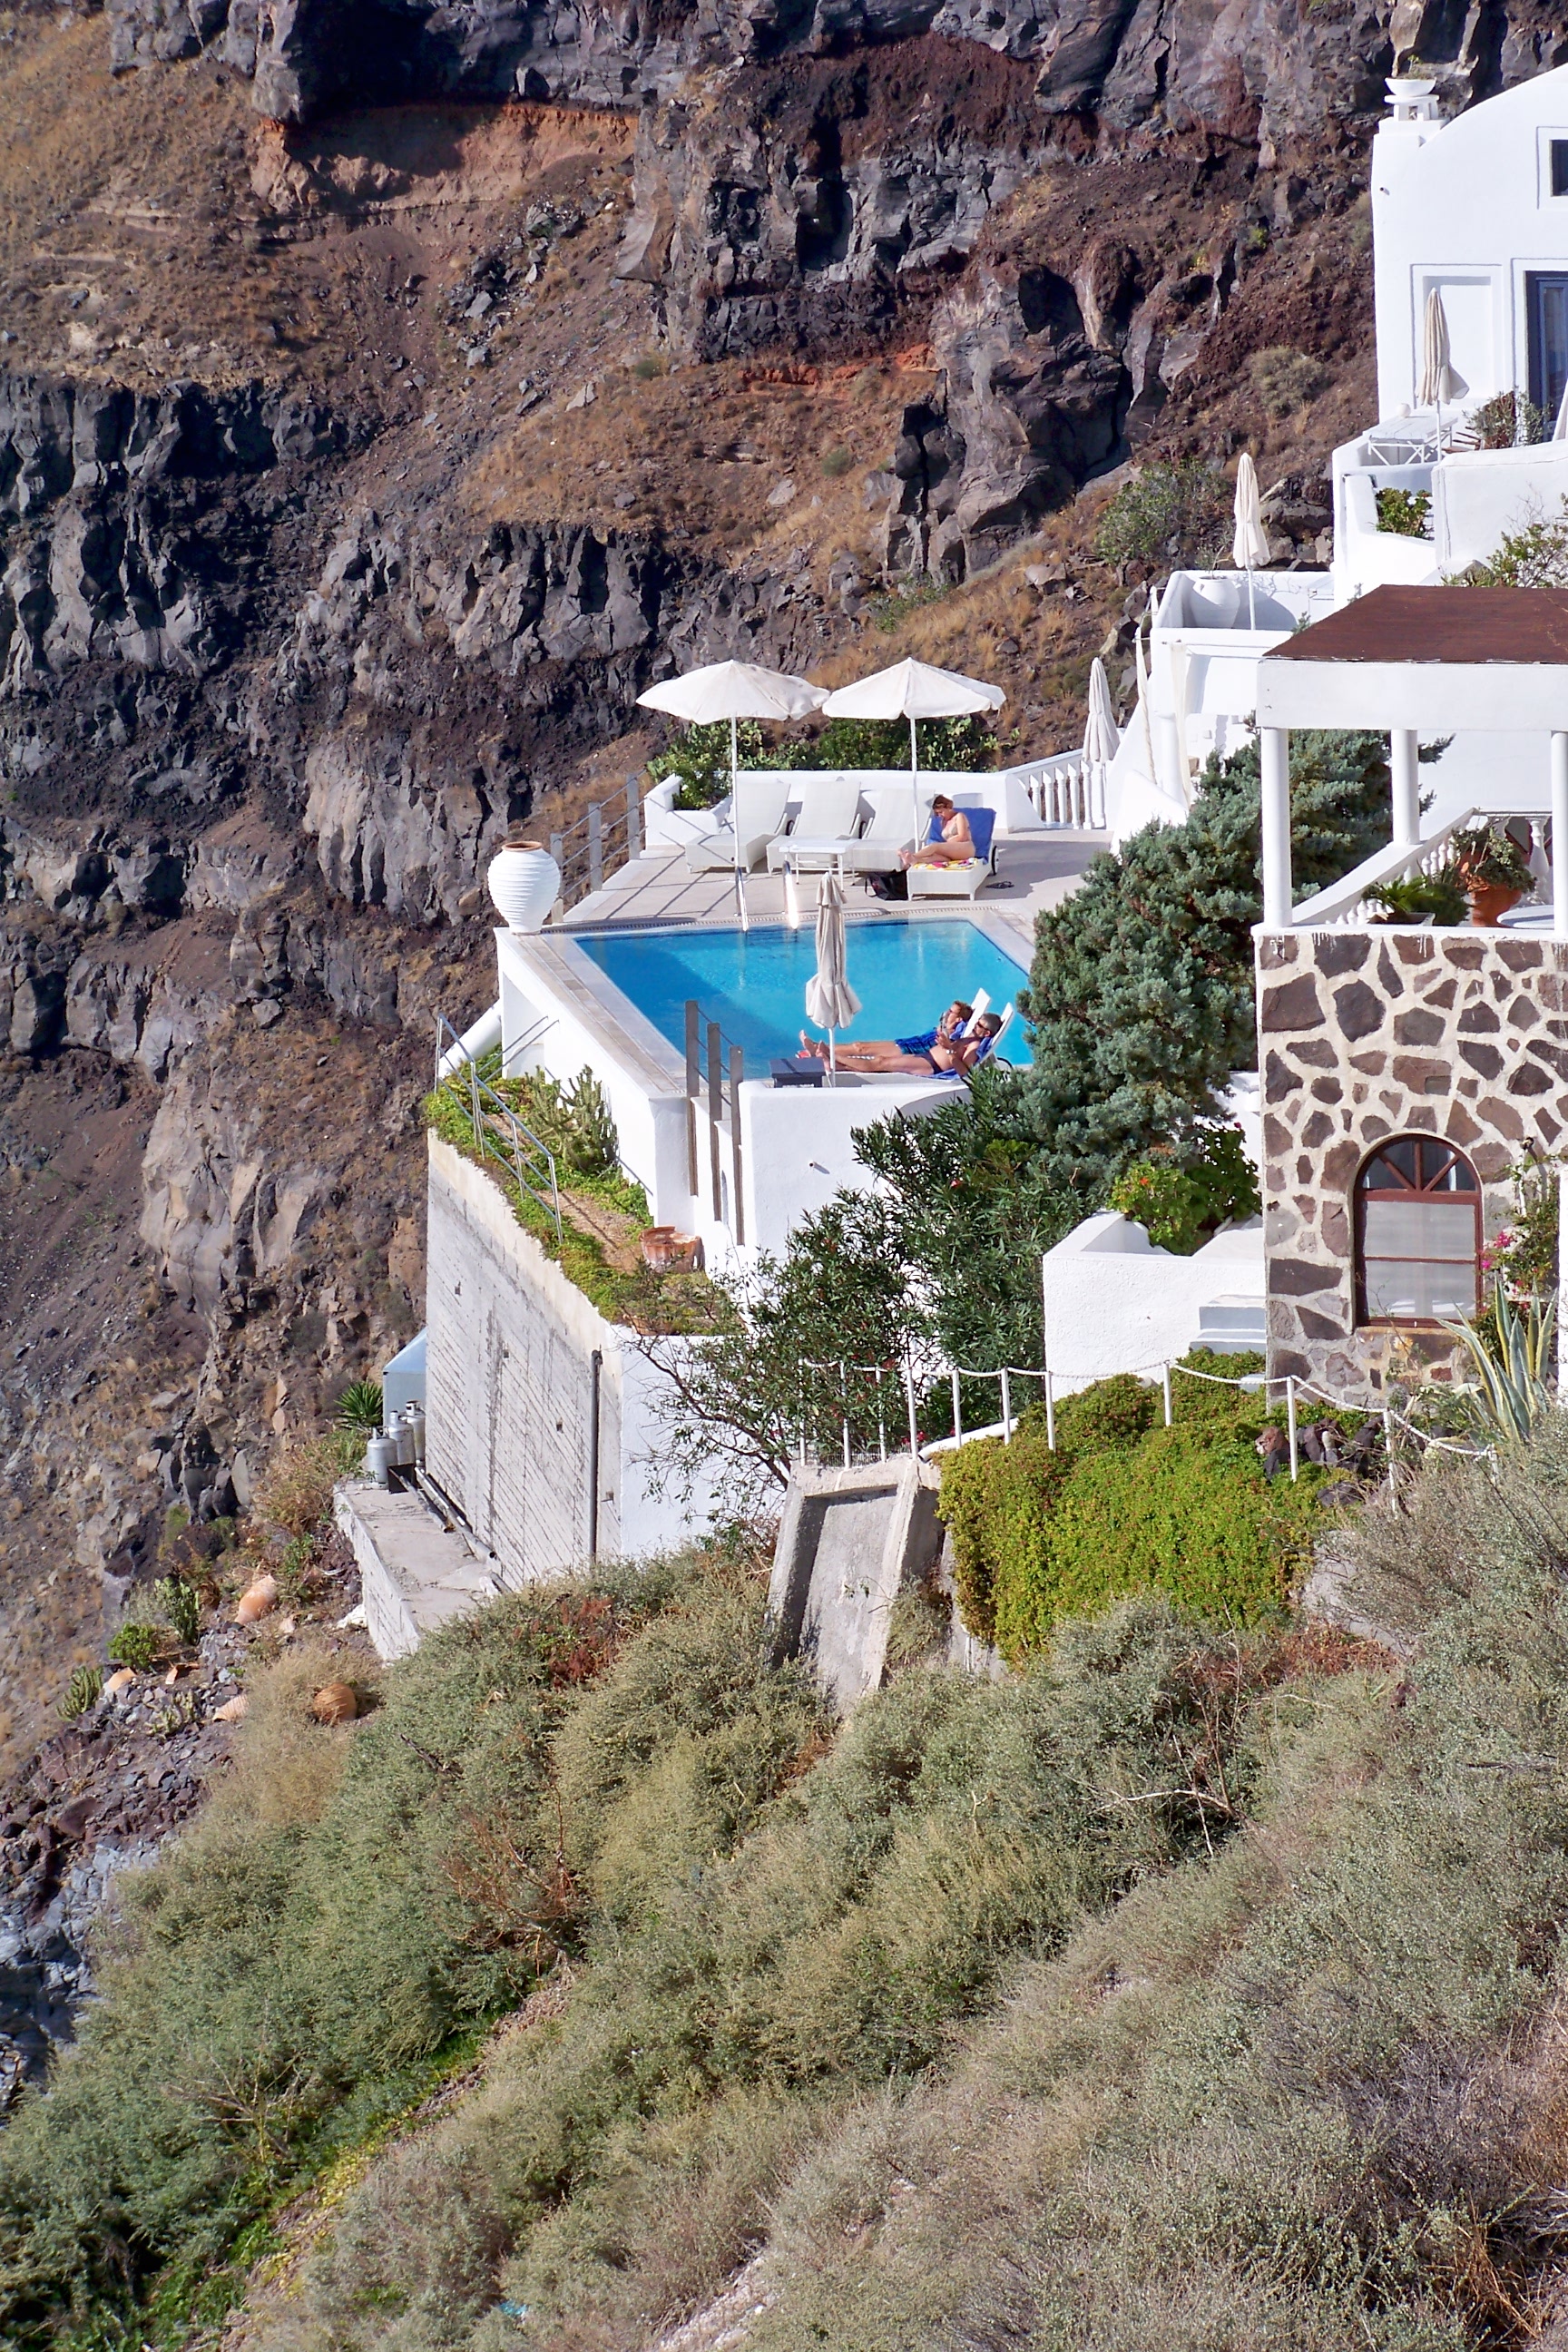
[938,1361,1321,1663]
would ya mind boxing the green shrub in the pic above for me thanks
[1095,458,1231,571]
[1375,485,1431,537]
[1052,1372,1157,1454]
[54,1664,103,1722]
[1464,495,1568,586]
[153,1574,201,1647]
[1108,1125,1259,1254]
[108,1622,163,1673]
[821,446,852,477]
[937,1392,1308,1661]
[1470,387,1544,447]
[630,351,668,380]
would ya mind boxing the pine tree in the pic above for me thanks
[1020,730,1394,1197]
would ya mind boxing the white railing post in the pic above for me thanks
[1261,727,1292,928]
[1553,733,1568,940]
[950,1367,963,1446]
[1161,1364,1172,1426]
[1391,730,1420,847]
[903,1352,920,1456]
[1001,1367,1013,1443]
[1286,1377,1298,1480]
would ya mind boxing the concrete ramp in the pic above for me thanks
[335,1480,505,1661]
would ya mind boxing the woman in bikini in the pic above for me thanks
[797,1012,1001,1075]
[899,794,974,871]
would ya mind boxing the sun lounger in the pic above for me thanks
[684,776,793,875]
[764,776,869,871]
[906,805,997,899]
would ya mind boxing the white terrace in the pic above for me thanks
[1255,584,1568,936]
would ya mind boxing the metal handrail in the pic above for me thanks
[683,997,746,1243]
[433,1011,562,1240]
[547,775,642,915]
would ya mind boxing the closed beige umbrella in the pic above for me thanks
[1231,453,1270,630]
[804,869,860,1083]
[1416,289,1465,443]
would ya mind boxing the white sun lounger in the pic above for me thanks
[684,776,794,876]
[764,776,868,871]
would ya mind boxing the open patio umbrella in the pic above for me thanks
[819,656,1005,853]
[805,869,860,1083]
[637,659,827,927]
[1416,289,1465,443]
[1231,452,1270,631]
[1082,658,1121,821]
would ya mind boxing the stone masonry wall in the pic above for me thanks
[1257,926,1568,1397]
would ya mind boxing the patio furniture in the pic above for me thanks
[906,804,997,899]
[684,776,794,875]
[764,776,869,871]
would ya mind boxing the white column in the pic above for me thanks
[1391,729,1420,846]
[1260,727,1292,928]
[1553,730,1568,940]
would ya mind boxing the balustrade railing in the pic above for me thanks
[1010,750,1106,828]
[1289,807,1551,931]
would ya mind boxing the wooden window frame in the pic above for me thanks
[1354,1135,1482,1330]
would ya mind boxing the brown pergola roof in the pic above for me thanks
[1265,583,1568,667]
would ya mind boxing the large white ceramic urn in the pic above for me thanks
[487,834,562,934]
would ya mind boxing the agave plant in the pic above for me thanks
[1441,1287,1558,1445]
[334,1378,385,1436]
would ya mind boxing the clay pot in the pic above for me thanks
[236,1573,279,1625]
[486,840,563,934]
[640,1225,704,1273]
[1467,882,1524,927]
[311,1681,359,1725]
[212,1692,249,1722]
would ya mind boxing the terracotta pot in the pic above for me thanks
[1467,882,1524,927]
[640,1225,704,1272]
[311,1681,359,1725]
[487,842,562,933]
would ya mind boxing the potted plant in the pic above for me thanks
[1364,870,1468,926]
[1449,823,1534,926]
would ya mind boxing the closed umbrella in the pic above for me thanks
[805,868,860,1083]
[1416,289,1465,444]
[1553,377,1568,443]
[1231,452,1270,631]
[819,656,1005,853]
[638,660,827,927]
[1082,657,1120,827]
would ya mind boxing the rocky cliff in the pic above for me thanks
[0,0,1542,1761]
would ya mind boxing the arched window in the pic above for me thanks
[1355,1137,1481,1326]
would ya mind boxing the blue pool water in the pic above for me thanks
[575,918,1032,1075]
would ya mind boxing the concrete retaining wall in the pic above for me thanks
[424,1132,714,1581]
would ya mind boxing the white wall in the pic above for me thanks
[1373,64,1568,416]
[740,1074,955,1250]
[1043,1213,1264,1395]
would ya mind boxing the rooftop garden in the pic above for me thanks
[422,1056,729,1338]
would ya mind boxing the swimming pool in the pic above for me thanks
[574,918,1033,1075]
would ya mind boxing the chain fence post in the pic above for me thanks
[1287,1377,1298,1481]
[950,1367,963,1447]
[1000,1367,1013,1443]
[903,1352,919,1458]
[1161,1365,1172,1426]
[1384,1406,1396,1511]
[1044,1367,1055,1451]
[875,1367,887,1462]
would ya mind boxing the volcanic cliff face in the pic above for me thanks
[0,0,1550,1760]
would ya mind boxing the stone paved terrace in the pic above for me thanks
[557,830,1106,944]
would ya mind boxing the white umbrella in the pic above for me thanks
[804,869,860,1083]
[638,660,827,928]
[1082,658,1120,822]
[1553,377,1568,443]
[1231,452,1270,631]
[819,656,1004,853]
[1416,289,1465,444]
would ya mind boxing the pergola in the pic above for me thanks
[1254,584,1568,933]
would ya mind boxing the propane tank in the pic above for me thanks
[392,1414,416,1468]
[366,1431,396,1488]
[405,1403,426,1465]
